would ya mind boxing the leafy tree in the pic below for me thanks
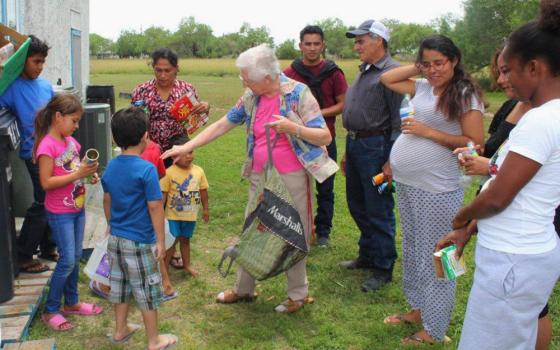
[89,33,114,56]
[115,30,146,57]
[238,23,274,51]
[276,39,299,60]
[143,26,172,54]
[386,21,436,58]
[313,18,354,58]
[455,0,539,70]
[170,17,214,57]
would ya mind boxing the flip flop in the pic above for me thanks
[42,313,74,332]
[162,291,178,302]
[109,323,141,344]
[170,256,183,270]
[62,302,103,316]
[383,314,417,325]
[401,334,451,346]
[146,334,178,350]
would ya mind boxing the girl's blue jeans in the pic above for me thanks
[44,210,85,313]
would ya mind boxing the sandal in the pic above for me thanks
[62,302,103,316]
[109,323,141,344]
[274,296,315,313]
[42,313,74,332]
[383,313,420,325]
[170,256,183,270]
[216,289,258,304]
[162,291,179,302]
[401,332,451,346]
[147,334,179,350]
[20,260,49,274]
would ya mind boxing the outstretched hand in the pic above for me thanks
[161,142,193,163]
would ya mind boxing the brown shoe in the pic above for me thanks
[216,289,257,304]
[274,296,315,313]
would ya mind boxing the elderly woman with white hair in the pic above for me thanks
[162,44,332,313]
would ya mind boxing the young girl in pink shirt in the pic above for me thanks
[35,93,103,331]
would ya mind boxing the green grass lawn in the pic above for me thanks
[26,59,559,349]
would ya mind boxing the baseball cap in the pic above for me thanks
[346,20,390,42]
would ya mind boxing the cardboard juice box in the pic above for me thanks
[433,244,466,280]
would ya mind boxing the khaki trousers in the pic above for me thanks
[234,169,312,301]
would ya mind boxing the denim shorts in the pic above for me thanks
[107,236,162,310]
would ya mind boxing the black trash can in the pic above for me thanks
[73,103,112,170]
[0,109,20,303]
[86,85,115,115]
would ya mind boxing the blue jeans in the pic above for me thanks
[314,138,337,238]
[45,210,85,313]
[345,135,396,270]
[17,159,55,262]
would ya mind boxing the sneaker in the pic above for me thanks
[316,236,329,248]
[361,270,392,292]
[339,258,374,270]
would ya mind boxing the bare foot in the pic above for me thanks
[112,323,141,343]
[148,334,178,350]
[185,265,198,277]
[384,309,422,325]
[163,285,175,296]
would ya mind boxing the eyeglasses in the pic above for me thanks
[417,58,449,71]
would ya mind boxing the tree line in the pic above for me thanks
[90,0,539,71]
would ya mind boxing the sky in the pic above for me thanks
[90,0,464,44]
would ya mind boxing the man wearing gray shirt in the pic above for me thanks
[340,20,402,292]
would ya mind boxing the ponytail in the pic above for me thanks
[32,93,83,161]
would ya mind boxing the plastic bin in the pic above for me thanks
[86,85,115,115]
[0,109,20,302]
[0,24,30,95]
[73,103,112,170]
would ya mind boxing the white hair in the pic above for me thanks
[236,44,281,81]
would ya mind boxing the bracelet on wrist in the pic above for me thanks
[296,125,302,138]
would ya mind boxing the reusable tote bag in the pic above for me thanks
[218,127,308,280]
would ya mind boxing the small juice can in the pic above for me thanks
[372,173,385,186]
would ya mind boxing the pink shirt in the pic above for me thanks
[252,94,303,174]
[36,135,85,213]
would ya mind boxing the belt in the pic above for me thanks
[347,130,386,139]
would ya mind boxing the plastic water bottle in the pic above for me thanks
[458,141,479,188]
[399,94,414,120]
[133,100,149,116]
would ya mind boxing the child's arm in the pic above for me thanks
[38,156,98,191]
[103,192,111,236]
[200,189,209,223]
[103,193,111,222]
[147,199,165,261]
[161,192,168,208]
